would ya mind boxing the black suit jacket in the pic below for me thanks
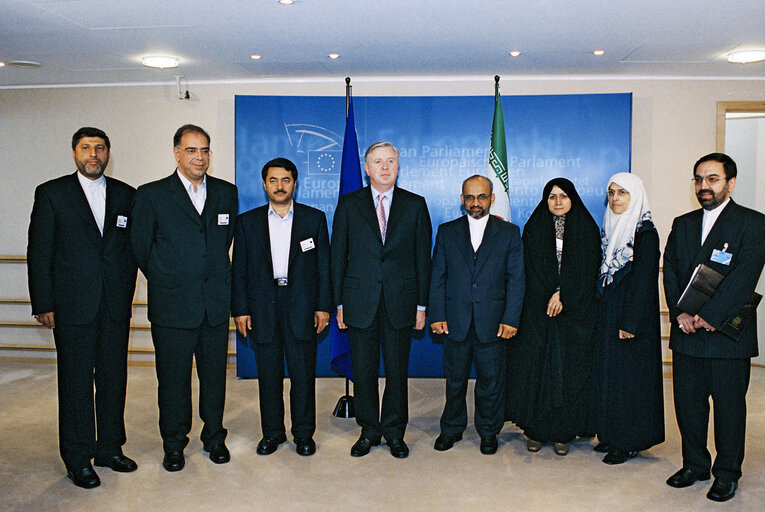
[27,172,137,325]
[130,172,238,329]
[429,215,525,343]
[231,202,332,343]
[331,186,432,330]
[663,199,765,359]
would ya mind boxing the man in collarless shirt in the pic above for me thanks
[131,124,238,472]
[28,127,138,488]
[232,158,332,457]
[664,152,765,502]
[331,142,432,458]
[429,175,524,455]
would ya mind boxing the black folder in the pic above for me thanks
[676,264,724,315]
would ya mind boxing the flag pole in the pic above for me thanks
[333,76,356,419]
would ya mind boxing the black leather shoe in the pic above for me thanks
[257,434,287,455]
[480,435,498,455]
[602,449,638,465]
[666,467,711,488]
[295,437,316,456]
[593,442,611,453]
[386,438,409,458]
[94,452,138,472]
[203,443,230,464]
[350,436,381,457]
[707,478,737,502]
[434,432,463,451]
[162,450,185,472]
[67,464,100,489]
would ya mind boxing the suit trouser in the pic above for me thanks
[53,298,129,469]
[348,296,411,441]
[441,324,506,438]
[254,286,317,439]
[672,352,750,481]
[151,316,228,452]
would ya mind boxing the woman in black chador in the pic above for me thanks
[506,178,601,455]
[589,172,664,464]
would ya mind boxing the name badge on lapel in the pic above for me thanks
[218,214,230,226]
[300,238,315,252]
[116,215,128,228]
[711,242,732,266]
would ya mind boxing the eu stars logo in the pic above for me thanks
[308,150,341,175]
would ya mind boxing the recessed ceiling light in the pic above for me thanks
[593,50,605,56]
[250,54,261,60]
[142,55,179,69]
[727,50,765,64]
[509,51,521,58]
[7,60,42,68]
[328,53,340,60]
[0,62,5,67]
[279,0,294,5]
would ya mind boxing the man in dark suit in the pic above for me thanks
[27,127,138,488]
[429,175,524,455]
[663,152,765,502]
[131,124,238,471]
[331,141,432,458]
[231,157,332,457]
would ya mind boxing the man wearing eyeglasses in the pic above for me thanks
[131,124,238,472]
[663,152,765,502]
[428,175,524,454]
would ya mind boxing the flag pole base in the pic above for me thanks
[332,395,355,418]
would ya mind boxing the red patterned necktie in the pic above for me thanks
[376,193,387,243]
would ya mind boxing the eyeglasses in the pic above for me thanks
[178,147,211,157]
[692,175,727,185]
[463,194,491,202]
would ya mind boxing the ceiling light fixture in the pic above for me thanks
[509,51,521,58]
[279,0,294,5]
[250,54,261,60]
[593,50,605,56]
[727,50,765,64]
[7,60,42,68]
[328,53,340,60]
[142,55,179,69]
[0,62,5,67]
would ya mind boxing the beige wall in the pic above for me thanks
[1,77,763,363]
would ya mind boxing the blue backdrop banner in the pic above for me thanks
[234,93,632,378]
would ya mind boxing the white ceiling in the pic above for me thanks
[1,0,764,87]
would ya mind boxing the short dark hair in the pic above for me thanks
[462,174,493,194]
[72,127,110,150]
[173,124,210,147]
[261,157,298,181]
[693,152,737,179]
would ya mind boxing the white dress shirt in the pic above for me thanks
[701,198,730,245]
[467,213,490,252]
[77,172,106,235]
[268,201,294,279]
[177,169,207,215]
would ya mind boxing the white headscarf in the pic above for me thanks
[598,172,653,287]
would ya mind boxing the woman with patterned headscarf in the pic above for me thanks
[506,178,601,456]
[589,172,664,464]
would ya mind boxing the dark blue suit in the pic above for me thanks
[664,199,765,481]
[231,202,332,439]
[429,214,524,437]
[331,186,432,441]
